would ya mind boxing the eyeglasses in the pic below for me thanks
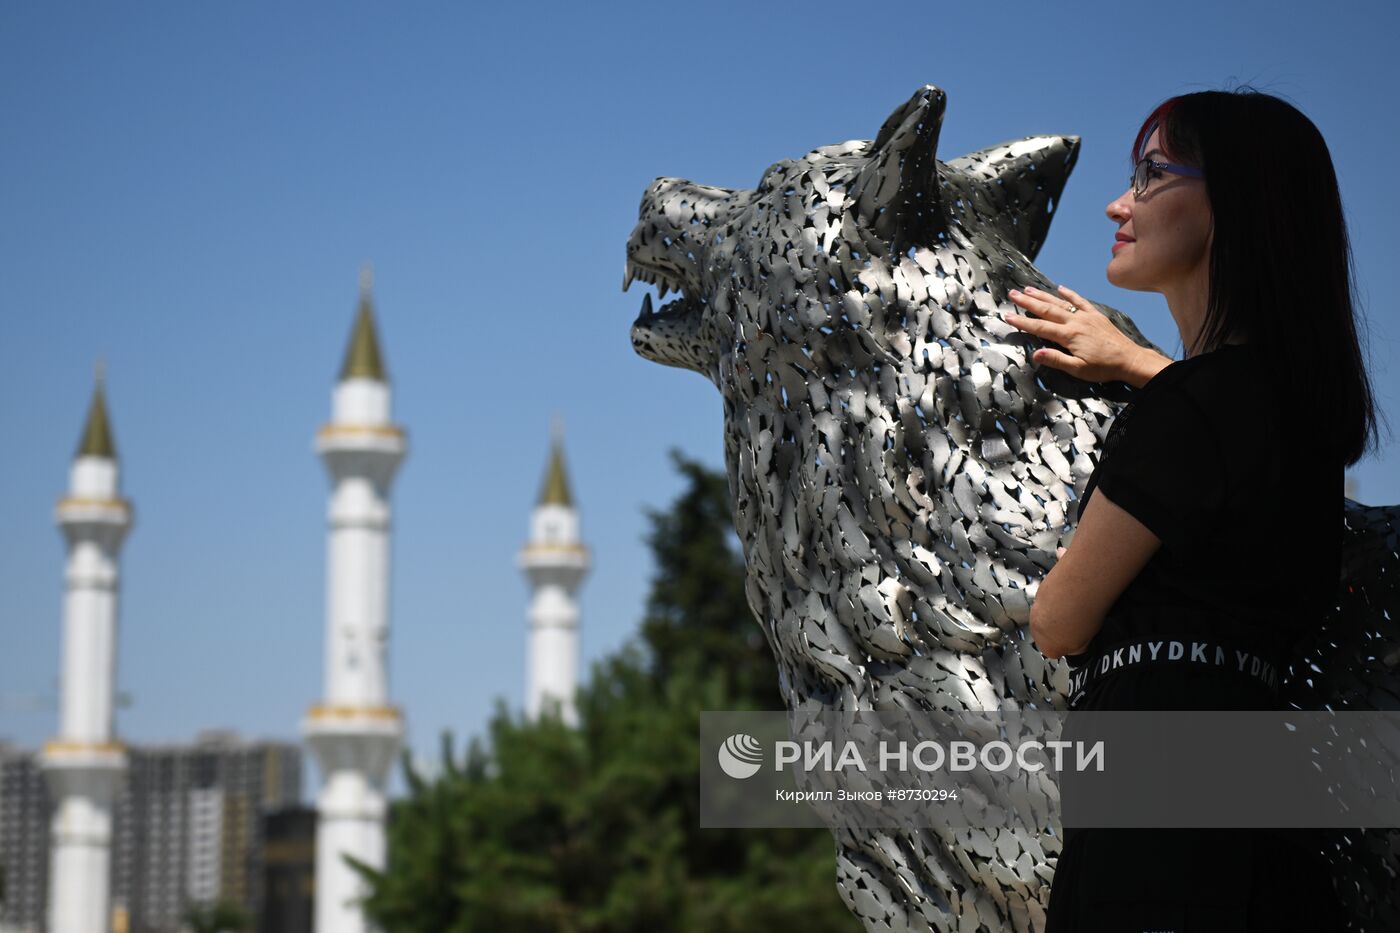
[1131,157,1203,198]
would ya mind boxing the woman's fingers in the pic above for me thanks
[1006,289,1076,369]
[1004,310,1047,337]
[1006,283,1146,383]
[1030,346,1082,374]
[1005,289,1072,344]
[1007,287,1073,322]
[1056,284,1102,317]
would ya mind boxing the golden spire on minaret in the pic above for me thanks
[538,415,574,507]
[76,358,116,459]
[339,263,388,382]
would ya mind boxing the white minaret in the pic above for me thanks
[302,267,405,933]
[518,418,589,727]
[41,363,131,933]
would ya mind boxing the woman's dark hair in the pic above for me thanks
[1132,88,1384,468]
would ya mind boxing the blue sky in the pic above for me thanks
[2,1,1397,791]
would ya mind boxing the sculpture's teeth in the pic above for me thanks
[625,264,689,301]
[641,292,654,317]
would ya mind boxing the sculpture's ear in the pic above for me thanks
[946,136,1081,261]
[851,85,947,251]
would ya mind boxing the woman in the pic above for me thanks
[1004,89,1382,931]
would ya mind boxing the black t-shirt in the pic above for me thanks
[1064,341,1344,711]
[1045,343,1349,931]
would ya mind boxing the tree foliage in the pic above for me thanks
[182,898,251,933]
[353,450,857,931]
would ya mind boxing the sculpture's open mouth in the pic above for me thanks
[624,254,715,375]
[623,259,701,327]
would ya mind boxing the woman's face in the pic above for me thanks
[1104,127,1213,293]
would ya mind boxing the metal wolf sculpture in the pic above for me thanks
[624,84,1400,932]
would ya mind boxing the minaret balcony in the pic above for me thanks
[55,496,132,526]
[39,741,127,793]
[302,704,403,782]
[316,423,407,486]
[519,543,589,571]
[315,423,407,455]
[55,497,133,549]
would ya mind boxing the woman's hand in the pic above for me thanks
[1004,284,1171,389]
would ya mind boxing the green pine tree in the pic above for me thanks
[353,449,858,932]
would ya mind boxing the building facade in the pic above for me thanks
[0,734,301,933]
[260,805,316,933]
[0,744,51,933]
[114,732,302,931]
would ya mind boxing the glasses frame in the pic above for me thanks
[1131,158,1203,198]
